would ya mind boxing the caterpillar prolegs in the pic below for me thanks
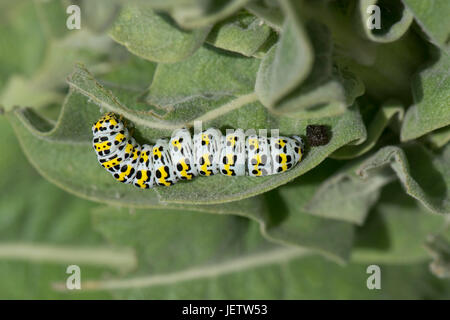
[92,113,305,189]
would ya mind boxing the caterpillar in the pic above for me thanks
[92,113,305,189]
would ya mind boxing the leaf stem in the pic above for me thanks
[55,247,308,291]
[0,243,137,271]
[188,92,258,125]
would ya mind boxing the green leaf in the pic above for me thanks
[4,0,450,300]
[304,159,394,225]
[425,231,450,278]
[332,101,403,159]
[94,160,354,263]
[0,1,47,90]
[255,10,313,108]
[353,182,446,264]
[262,162,355,262]
[402,0,450,47]
[0,0,121,111]
[156,106,366,204]
[72,204,446,299]
[80,0,121,33]
[0,118,136,271]
[0,118,129,299]
[357,143,450,214]
[270,22,364,117]
[109,4,210,63]
[401,48,450,141]
[206,12,273,57]
[170,0,252,29]
[7,61,366,206]
[0,31,116,111]
[424,126,450,149]
[357,0,414,43]
[307,141,450,227]
[308,140,450,225]
[146,45,260,107]
[335,30,429,105]
[245,0,283,32]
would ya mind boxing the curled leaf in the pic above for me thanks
[7,62,366,205]
[304,159,394,225]
[206,12,273,57]
[109,4,210,63]
[332,101,403,159]
[353,183,446,264]
[255,3,313,108]
[146,45,260,107]
[170,0,252,29]
[402,0,450,48]
[401,48,450,141]
[357,143,450,214]
[425,232,450,278]
[358,0,414,43]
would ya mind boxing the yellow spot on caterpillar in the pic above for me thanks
[95,141,111,152]
[140,151,149,164]
[201,134,210,145]
[278,153,288,171]
[153,147,162,159]
[116,165,133,182]
[178,159,192,180]
[125,142,134,155]
[102,157,121,169]
[94,121,103,131]
[227,135,237,147]
[132,148,139,160]
[252,155,262,176]
[172,139,182,150]
[157,166,172,186]
[278,139,286,148]
[200,154,212,176]
[136,170,149,188]
[115,132,125,144]
[223,153,235,176]
[249,138,259,150]
[109,118,118,126]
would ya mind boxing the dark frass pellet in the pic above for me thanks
[306,125,330,146]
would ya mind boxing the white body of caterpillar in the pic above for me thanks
[92,113,304,189]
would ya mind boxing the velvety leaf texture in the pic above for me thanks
[1,0,450,299]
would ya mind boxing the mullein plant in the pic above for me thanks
[0,0,449,299]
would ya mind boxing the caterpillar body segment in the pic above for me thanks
[193,128,222,176]
[220,129,246,176]
[169,129,198,181]
[246,135,272,177]
[133,144,154,189]
[153,139,178,187]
